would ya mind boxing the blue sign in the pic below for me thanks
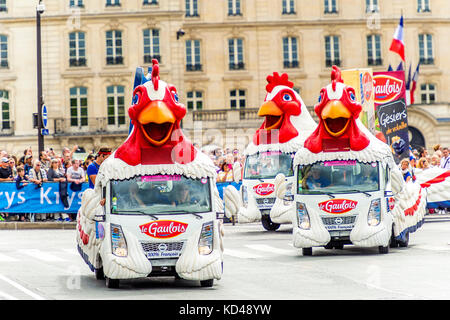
[41,128,49,135]
[0,182,88,214]
[42,104,48,129]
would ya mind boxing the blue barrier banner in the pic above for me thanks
[216,181,241,199]
[0,182,88,214]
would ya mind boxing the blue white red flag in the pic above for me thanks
[390,15,405,61]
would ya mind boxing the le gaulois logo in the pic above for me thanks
[374,75,403,104]
[139,220,188,239]
[318,199,357,214]
[253,183,275,196]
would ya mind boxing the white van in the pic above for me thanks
[76,160,224,289]
[292,159,408,255]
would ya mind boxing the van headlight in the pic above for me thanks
[297,202,310,230]
[111,224,128,257]
[367,198,381,226]
[242,186,248,208]
[198,221,214,255]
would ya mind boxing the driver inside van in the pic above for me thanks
[306,167,331,189]
[170,184,198,206]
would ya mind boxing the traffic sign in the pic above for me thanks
[41,128,49,135]
[41,104,48,129]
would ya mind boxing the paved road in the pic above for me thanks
[1,220,450,300]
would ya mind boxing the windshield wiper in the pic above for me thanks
[114,210,158,220]
[169,210,204,219]
[345,190,372,197]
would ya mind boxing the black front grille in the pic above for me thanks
[256,198,276,205]
[322,215,356,226]
[141,242,184,253]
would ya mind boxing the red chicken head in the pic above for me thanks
[304,66,370,153]
[115,59,196,165]
[253,72,302,145]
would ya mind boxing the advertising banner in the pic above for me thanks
[373,71,408,163]
[0,182,88,214]
[376,98,410,163]
[341,68,376,135]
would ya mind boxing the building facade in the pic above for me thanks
[0,0,448,155]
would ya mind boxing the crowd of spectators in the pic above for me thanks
[0,145,111,222]
[200,145,244,183]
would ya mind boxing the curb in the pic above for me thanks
[0,222,77,230]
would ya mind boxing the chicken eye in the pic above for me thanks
[132,94,139,105]
[282,93,292,101]
[318,94,322,103]
[349,91,356,101]
[172,91,179,102]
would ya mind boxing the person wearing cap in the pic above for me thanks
[87,147,111,189]
[29,160,48,221]
[0,157,13,182]
[24,154,33,178]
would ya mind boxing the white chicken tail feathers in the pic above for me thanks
[232,162,242,183]
[274,173,287,199]
[224,185,242,218]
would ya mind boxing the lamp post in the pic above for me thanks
[36,1,45,154]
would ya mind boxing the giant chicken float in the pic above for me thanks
[76,60,224,288]
[285,66,427,255]
[224,72,316,231]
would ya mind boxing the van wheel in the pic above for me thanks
[378,245,389,254]
[261,215,280,231]
[302,248,313,256]
[324,243,333,249]
[398,232,409,248]
[334,244,344,250]
[106,277,120,289]
[95,267,105,280]
[200,279,214,287]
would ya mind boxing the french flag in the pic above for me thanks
[389,15,405,61]
[410,62,420,105]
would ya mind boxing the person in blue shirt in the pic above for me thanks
[400,158,412,183]
[87,147,111,189]
[306,167,331,189]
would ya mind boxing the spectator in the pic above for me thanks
[400,158,412,183]
[87,147,111,189]
[28,160,48,221]
[9,156,17,178]
[14,166,28,222]
[39,150,51,172]
[217,161,234,182]
[0,157,13,181]
[430,154,440,168]
[417,157,430,170]
[24,155,33,178]
[418,147,428,159]
[47,147,56,159]
[66,159,85,191]
[440,147,450,169]
[18,147,32,165]
[47,159,70,222]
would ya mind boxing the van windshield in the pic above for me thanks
[244,151,294,179]
[110,175,212,215]
[297,160,379,195]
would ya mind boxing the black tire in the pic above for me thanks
[95,267,105,280]
[106,277,120,289]
[302,247,313,256]
[334,244,344,250]
[200,279,214,287]
[261,215,280,231]
[324,243,333,250]
[378,245,389,254]
[398,232,409,248]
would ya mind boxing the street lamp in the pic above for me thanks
[36,1,45,154]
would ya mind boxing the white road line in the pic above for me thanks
[18,249,66,262]
[0,274,45,300]
[224,248,264,259]
[245,244,298,256]
[0,290,18,300]
[0,253,19,262]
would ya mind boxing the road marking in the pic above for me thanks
[0,253,19,262]
[0,274,45,300]
[224,248,264,259]
[18,249,66,262]
[0,290,18,300]
[245,244,297,256]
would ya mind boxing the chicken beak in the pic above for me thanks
[138,101,176,146]
[258,100,284,130]
[321,100,352,137]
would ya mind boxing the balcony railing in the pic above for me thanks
[326,59,341,67]
[106,56,123,65]
[0,60,9,68]
[368,58,383,66]
[283,60,299,68]
[229,62,245,70]
[420,57,434,65]
[53,117,128,136]
[144,54,161,64]
[0,121,14,136]
[69,58,87,67]
[186,63,202,72]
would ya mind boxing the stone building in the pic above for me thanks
[0,0,448,155]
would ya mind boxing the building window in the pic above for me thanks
[0,35,8,68]
[228,38,244,70]
[367,34,382,66]
[282,0,295,14]
[230,89,246,109]
[185,0,199,17]
[106,0,120,6]
[325,35,340,67]
[70,87,88,127]
[187,91,203,110]
[420,83,436,104]
[366,0,379,13]
[143,0,158,4]
[143,29,160,64]
[107,85,126,126]
[228,0,241,15]
[0,0,6,12]
[419,34,434,65]
[324,0,337,14]
[283,37,299,68]
[106,30,123,65]
[417,0,430,12]
[186,39,201,71]
[69,32,86,67]
[0,90,10,130]
[70,0,84,8]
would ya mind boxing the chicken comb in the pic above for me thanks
[151,59,160,90]
[266,72,294,93]
[330,65,343,91]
